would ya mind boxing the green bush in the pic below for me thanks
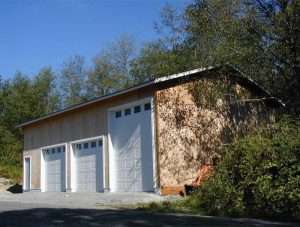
[0,126,22,182]
[188,116,300,220]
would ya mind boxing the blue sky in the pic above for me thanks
[0,0,190,78]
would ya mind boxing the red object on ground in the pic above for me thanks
[191,164,214,187]
[160,164,214,196]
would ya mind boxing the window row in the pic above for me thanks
[44,146,65,155]
[75,140,102,150]
[115,102,151,118]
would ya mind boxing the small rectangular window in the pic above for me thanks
[91,141,96,148]
[76,144,82,150]
[62,146,65,152]
[115,111,122,118]
[125,108,131,116]
[45,149,49,155]
[84,143,89,149]
[134,105,141,113]
[144,103,151,111]
[98,140,103,147]
[51,148,55,154]
[57,147,61,153]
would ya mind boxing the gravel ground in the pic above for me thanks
[0,192,297,227]
[0,191,171,209]
[0,201,297,227]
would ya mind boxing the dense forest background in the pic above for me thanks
[0,0,299,180]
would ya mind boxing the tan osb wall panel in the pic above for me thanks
[155,79,276,187]
[23,88,154,150]
[23,149,41,190]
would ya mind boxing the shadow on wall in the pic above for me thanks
[0,208,296,227]
[6,184,23,194]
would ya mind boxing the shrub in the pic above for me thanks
[189,116,300,220]
[0,126,22,182]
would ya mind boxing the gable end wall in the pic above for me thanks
[155,78,277,189]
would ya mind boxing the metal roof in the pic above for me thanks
[17,65,284,128]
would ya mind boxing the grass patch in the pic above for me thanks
[0,161,22,183]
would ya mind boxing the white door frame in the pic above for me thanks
[107,97,157,192]
[69,135,105,192]
[40,142,67,192]
[23,156,32,191]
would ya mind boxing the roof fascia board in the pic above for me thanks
[154,67,213,83]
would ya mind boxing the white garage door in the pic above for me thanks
[43,146,66,192]
[109,101,154,192]
[73,139,103,192]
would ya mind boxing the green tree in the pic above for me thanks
[247,0,300,114]
[33,67,60,114]
[60,55,87,106]
[131,4,191,82]
[0,73,37,134]
[130,42,189,82]
[87,35,136,98]
[0,72,46,181]
[184,0,300,114]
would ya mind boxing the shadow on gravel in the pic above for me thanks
[0,208,297,227]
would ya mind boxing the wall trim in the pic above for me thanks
[150,97,158,191]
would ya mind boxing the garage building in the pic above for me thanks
[19,66,281,194]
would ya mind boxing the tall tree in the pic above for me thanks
[0,72,54,179]
[131,4,191,82]
[60,55,87,107]
[247,0,300,113]
[0,73,36,131]
[130,41,189,83]
[184,0,300,114]
[87,35,136,98]
[33,67,60,114]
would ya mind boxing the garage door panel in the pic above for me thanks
[109,101,154,192]
[73,140,103,192]
[44,146,66,192]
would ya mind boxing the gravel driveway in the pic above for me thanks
[0,191,168,209]
[0,192,297,227]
